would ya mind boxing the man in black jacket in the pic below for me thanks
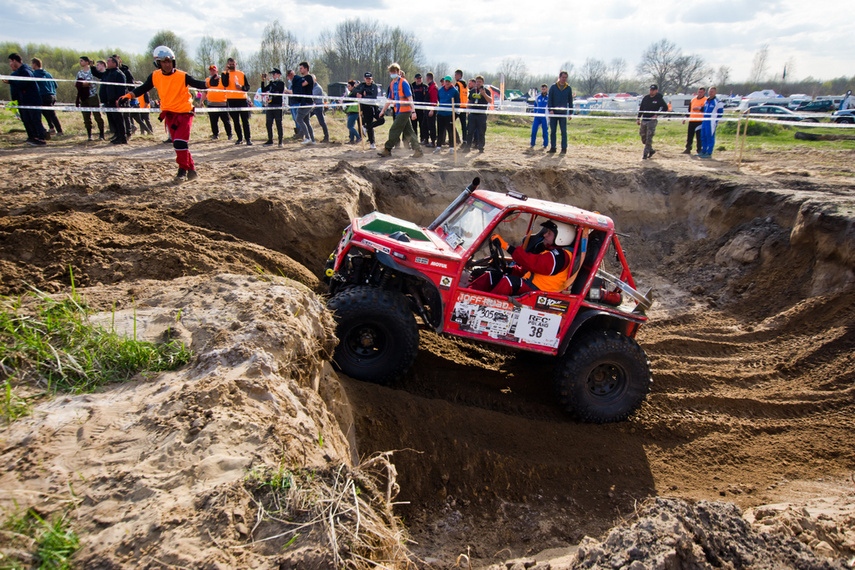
[355,72,384,149]
[261,68,286,146]
[93,56,129,144]
[636,84,669,159]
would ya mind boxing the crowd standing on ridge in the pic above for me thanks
[4,47,785,176]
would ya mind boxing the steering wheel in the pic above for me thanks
[488,236,508,273]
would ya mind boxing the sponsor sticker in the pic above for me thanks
[439,276,453,289]
[360,239,390,255]
[430,261,448,269]
[535,295,569,313]
[415,257,429,265]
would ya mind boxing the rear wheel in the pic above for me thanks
[328,286,419,385]
[554,331,651,423]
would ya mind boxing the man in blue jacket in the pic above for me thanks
[31,58,62,136]
[699,86,725,158]
[530,83,549,149]
[4,53,47,145]
[547,71,573,154]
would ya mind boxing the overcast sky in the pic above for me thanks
[3,0,853,84]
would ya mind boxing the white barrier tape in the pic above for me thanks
[2,98,853,128]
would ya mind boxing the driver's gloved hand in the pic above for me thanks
[491,234,508,250]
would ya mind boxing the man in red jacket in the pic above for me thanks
[469,220,579,296]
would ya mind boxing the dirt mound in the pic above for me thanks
[0,208,317,294]
[3,140,855,568]
[0,274,357,568]
[514,498,844,569]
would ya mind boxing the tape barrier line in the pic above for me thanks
[3,75,853,128]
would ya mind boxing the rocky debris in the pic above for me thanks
[488,498,846,570]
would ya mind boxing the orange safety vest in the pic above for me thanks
[224,70,247,100]
[136,94,148,108]
[152,70,193,113]
[525,249,572,292]
[393,78,412,113]
[689,96,707,120]
[206,76,227,104]
[456,80,468,107]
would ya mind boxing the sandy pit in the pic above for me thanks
[1,122,854,568]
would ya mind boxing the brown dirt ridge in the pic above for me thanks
[1,138,854,568]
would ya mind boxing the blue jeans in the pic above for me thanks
[549,116,567,149]
[531,116,547,147]
[346,113,360,142]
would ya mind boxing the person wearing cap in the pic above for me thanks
[204,65,232,140]
[530,83,549,150]
[221,58,252,145]
[261,68,286,146]
[377,63,422,158]
[75,56,105,141]
[435,75,460,152]
[636,83,669,160]
[354,72,384,149]
[412,73,428,144]
[469,220,581,296]
[121,46,211,181]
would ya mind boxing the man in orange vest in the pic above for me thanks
[377,63,422,158]
[221,57,252,145]
[683,86,707,154]
[469,220,576,296]
[121,46,211,181]
[454,69,468,142]
[203,64,232,140]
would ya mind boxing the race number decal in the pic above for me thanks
[517,308,561,348]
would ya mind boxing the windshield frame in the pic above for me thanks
[439,196,503,252]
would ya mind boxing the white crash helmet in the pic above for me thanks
[152,45,176,68]
[540,219,576,247]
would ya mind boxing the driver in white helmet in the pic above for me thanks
[469,219,576,296]
[121,46,211,182]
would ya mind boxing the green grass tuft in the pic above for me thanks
[0,285,191,397]
[3,508,80,569]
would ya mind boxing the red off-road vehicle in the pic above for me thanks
[324,179,654,423]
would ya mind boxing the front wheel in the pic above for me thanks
[327,286,419,385]
[554,331,651,423]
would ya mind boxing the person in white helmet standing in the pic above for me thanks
[121,46,212,181]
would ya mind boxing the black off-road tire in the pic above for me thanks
[554,331,651,423]
[328,286,419,385]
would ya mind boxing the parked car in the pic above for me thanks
[832,109,855,123]
[744,105,819,122]
[795,100,835,113]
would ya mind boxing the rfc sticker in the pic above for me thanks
[535,295,569,313]
[450,292,561,348]
[439,276,453,289]
[415,257,429,265]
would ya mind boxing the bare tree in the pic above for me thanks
[195,36,239,76]
[317,18,423,82]
[258,21,302,75]
[637,38,680,92]
[715,65,731,89]
[749,44,769,85]
[669,54,710,92]
[579,58,607,96]
[497,57,529,90]
[603,58,626,93]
